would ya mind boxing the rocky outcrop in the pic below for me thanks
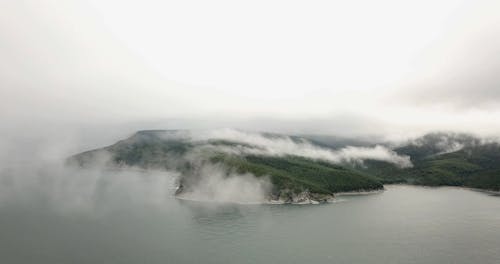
[268,189,335,204]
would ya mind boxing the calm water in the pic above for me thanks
[0,170,499,264]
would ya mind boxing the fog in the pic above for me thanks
[0,163,180,214]
[175,164,272,204]
[2,0,500,140]
[0,127,412,207]
[1,0,500,207]
[1,2,500,263]
[185,129,412,168]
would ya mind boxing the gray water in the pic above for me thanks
[1,169,499,264]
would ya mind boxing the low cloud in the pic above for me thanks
[403,132,500,156]
[183,129,412,168]
[175,164,272,204]
[0,163,180,213]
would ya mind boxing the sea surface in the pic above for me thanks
[0,169,499,264]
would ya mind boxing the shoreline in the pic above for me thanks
[175,184,499,205]
[175,188,384,205]
[465,187,500,196]
[334,188,385,196]
[385,183,500,195]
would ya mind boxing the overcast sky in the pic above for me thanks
[1,0,500,148]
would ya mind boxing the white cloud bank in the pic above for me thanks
[175,164,272,204]
[167,129,413,168]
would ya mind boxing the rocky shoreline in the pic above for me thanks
[267,190,335,204]
[175,188,384,205]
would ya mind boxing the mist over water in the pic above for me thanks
[0,129,499,263]
[0,163,180,213]
[175,163,272,204]
[0,115,499,264]
[51,128,412,204]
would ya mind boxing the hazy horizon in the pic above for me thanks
[2,0,500,161]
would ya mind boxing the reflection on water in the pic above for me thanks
[0,167,499,264]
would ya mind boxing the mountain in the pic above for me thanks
[68,130,383,203]
[358,132,500,191]
[299,134,380,149]
[68,130,500,204]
